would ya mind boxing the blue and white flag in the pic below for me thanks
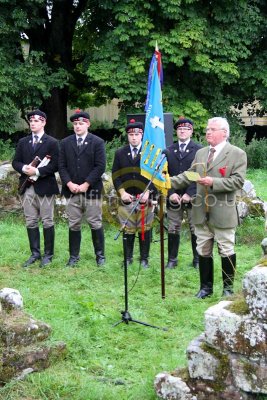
[141,50,170,195]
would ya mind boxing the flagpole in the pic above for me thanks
[159,194,165,299]
[156,42,166,300]
[141,45,170,299]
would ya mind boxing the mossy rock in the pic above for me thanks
[0,342,66,384]
[240,197,265,218]
[226,294,249,315]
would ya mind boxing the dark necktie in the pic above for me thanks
[207,147,216,167]
[77,137,83,152]
[132,147,138,159]
[179,143,186,158]
[32,135,39,150]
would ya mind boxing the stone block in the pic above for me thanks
[204,301,267,356]
[1,342,66,383]
[0,288,23,310]
[243,266,267,319]
[154,262,267,399]
[230,354,267,394]
[154,372,196,400]
[0,288,67,385]
[187,334,220,380]
[0,310,51,346]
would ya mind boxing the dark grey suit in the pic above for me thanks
[112,144,157,268]
[58,132,106,266]
[12,132,59,267]
[59,133,105,199]
[12,133,59,197]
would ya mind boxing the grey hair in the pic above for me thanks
[207,117,230,138]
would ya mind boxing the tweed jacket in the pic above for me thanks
[171,142,247,228]
[59,132,106,199]
[12,133,59,196]
[112,144,157,198]
[167,139,202,198]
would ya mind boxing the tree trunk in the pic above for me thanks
[27,0,89,139]
[42,87,69,140]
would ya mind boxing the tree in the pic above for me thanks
[0,0,94,138]
[0,0,266,138]
[83,0,267,133]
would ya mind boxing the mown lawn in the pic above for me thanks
[0,169,266,400]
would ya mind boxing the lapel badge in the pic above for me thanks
[186,149,189,153]
[128,152,131,156]
[84,142,88,145]
[174,149,177,153]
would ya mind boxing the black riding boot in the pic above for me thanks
[195,255,214,299]
[123,233,135,266]
[66,230,81,267]
[165,233,180,269]
[23,227,41,267]
[91,228,105,266]
[139,230,151,268]
[222,254,236,296]
[40,226,55,267]
[191,233,199,268]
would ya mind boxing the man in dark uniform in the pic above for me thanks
[58,109,106,267]
[165,117,202,269]
[112,119,157,268]
[12,109,59,268]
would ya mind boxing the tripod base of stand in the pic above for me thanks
[113,310,167,331]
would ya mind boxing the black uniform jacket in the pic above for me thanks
[12,133,59,196]
[167,140,202,198]
[59,133,106,199]
[112,144,157,199]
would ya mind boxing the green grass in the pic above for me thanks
[246,168,267,200]
[0,168,266,400]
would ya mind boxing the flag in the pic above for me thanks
[141,49,170,195]
[145,49,163,112]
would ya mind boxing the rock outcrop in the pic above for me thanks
[237,180,266,221]
[155,259,267,399]
[0,288,66,384]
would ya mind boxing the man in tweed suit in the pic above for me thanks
[12,109,59,268]
[59,110,106,267]
[171,117,247,298]
[165,117,202,269]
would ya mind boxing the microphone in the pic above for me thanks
[154,149,169,171]
[161,148,170,157]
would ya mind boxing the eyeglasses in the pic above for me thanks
[177,127,192,131]
[205,128,225,133]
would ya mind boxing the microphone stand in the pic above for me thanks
[113,153,168,330]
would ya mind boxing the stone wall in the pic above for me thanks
[0,162,118,223]
[0,161,266,226]
[154,255,267,399]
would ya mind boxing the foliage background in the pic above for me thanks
[0,0,266,136]
[2,133,267,170]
